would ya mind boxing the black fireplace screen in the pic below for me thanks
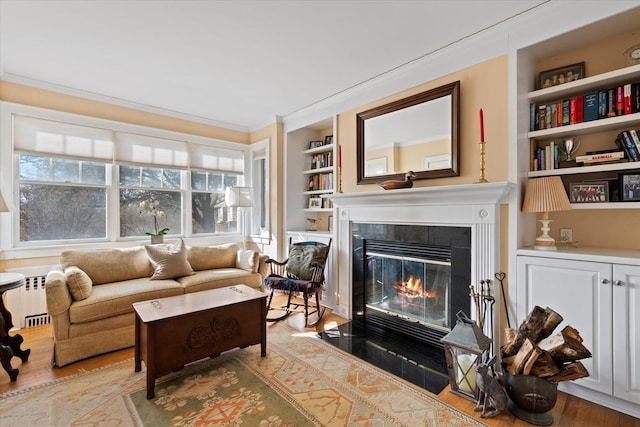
[366,251,451,331]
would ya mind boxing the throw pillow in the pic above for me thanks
[187,243,239,271]
[236,249,259,273]
[65,266,93,301]
[145,239,194,280]
[286,243,329,281]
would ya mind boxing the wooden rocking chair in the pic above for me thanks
[262,238,331,327]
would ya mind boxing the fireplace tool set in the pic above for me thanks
[469,271,511,358]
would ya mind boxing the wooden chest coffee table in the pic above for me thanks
[133,284,267,399]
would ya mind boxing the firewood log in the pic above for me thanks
[529,350,560,378]
[546,361,590,382]
[508,338,535,375]
[502,306,563,356]
[538,325,592,362]
[523,347,543,375]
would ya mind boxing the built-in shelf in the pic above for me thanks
[303,166,334,175]
[528,113,640,139]
[303,143,334,155]
[528,161,640,177]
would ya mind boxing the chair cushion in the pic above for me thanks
[263,275,323,293]
[145,239,194,280]
[65,266,93,301]
[286,243,329,281]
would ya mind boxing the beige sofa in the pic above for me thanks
[45,242,267,367]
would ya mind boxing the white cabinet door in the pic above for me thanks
[517,256,613,395]
[613,264,640,405]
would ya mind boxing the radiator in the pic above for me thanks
[4,266,51,330]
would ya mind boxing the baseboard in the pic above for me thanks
[559,382,640,419]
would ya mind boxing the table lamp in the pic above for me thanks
[522,176,571,251]
[225,187,253,250]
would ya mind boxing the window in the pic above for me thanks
[191,171,240,234]
[119,165,182,238]
[250,139,270,239]
[5,109,255,247]
[18,155,108,242]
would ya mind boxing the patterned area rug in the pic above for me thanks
[0,322,486,426]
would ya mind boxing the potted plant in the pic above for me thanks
[138,199,169,243]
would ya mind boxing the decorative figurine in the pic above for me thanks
[379,171,416,190]
[306,218,322,231]
[474,355,508,418]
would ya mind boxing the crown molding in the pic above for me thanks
[0,73,251,133]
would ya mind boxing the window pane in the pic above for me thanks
[163,169,181,189]
[191,171,206,191]
[141,168,162,188]
[19,155,50,181]
[192,192,234,234]
[120,189,182,237]
[19,184,106,241]
[223,174,239,189]
[52,158,79,183]
[119,165,140,186]
[209,174,223,191]
[82,162,107,184]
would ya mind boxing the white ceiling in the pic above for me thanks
[0,1,548,132]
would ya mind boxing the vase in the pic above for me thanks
[150,235,164,244]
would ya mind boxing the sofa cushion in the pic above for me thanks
[236,249,259,273]
[287,243,329,281]
[64,266,92,301]
[187,243,239,271]
[177,268,264,293]
[145,239,194,280]
[68,278,184,324]
[61,247,154,285]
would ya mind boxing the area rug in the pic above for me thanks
[0,323,486,426]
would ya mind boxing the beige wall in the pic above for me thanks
[534,29,640,250]
[338,55,509,193]
[0,81,250,144]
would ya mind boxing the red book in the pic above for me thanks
[569,98,577,125]
[624,84,632,115]
[557,101,563,127]
[576,95,584,123]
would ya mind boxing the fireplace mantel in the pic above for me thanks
[330,181,514,342]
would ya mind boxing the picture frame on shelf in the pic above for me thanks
[309,140,324,149]
[538,62,585,89]
[308,197,322,209]
[324,135,333,145]
[619,172,640,201]
[569,181,609,203]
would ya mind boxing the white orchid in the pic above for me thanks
[138,199,169,236]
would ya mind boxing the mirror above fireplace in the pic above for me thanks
[357,81,460,185]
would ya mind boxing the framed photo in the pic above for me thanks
[308,197,322,209]
[619,172,640,201]
[309,140,323,149]
[569,181,609,203]
[324,135,333,145]
[539,62,585,89]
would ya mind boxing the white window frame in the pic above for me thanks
[0,101,254,259]
[250,138,270,244]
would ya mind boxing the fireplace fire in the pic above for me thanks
[352,223,471,348]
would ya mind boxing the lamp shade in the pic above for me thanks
[522,177,571,213]
[225,187,253,208]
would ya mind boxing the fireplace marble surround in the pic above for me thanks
[331,182,514,344]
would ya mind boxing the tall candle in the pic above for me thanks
[338,145,342,168]
[479,108,485,142]
[456,354,477,394]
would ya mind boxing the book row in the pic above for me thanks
[530,129,640,171]
[310,152,333,170]
[307,172,333,191]
[530,83,640,131]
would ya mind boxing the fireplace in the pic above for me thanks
[352,223,471,347]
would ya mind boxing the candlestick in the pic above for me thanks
[474,140,488,184]
[479,108,485,142]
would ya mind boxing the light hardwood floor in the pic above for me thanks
[1,304,638,427]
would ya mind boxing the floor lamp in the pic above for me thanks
[522,176,571,251]
[225,187,253,250]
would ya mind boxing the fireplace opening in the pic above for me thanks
[353,223,471,349]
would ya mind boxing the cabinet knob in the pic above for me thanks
[614,280,625,287]
[602,278,610,284]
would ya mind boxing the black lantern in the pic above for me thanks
[440,310,492,401]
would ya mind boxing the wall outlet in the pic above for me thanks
[560,228,573,242]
